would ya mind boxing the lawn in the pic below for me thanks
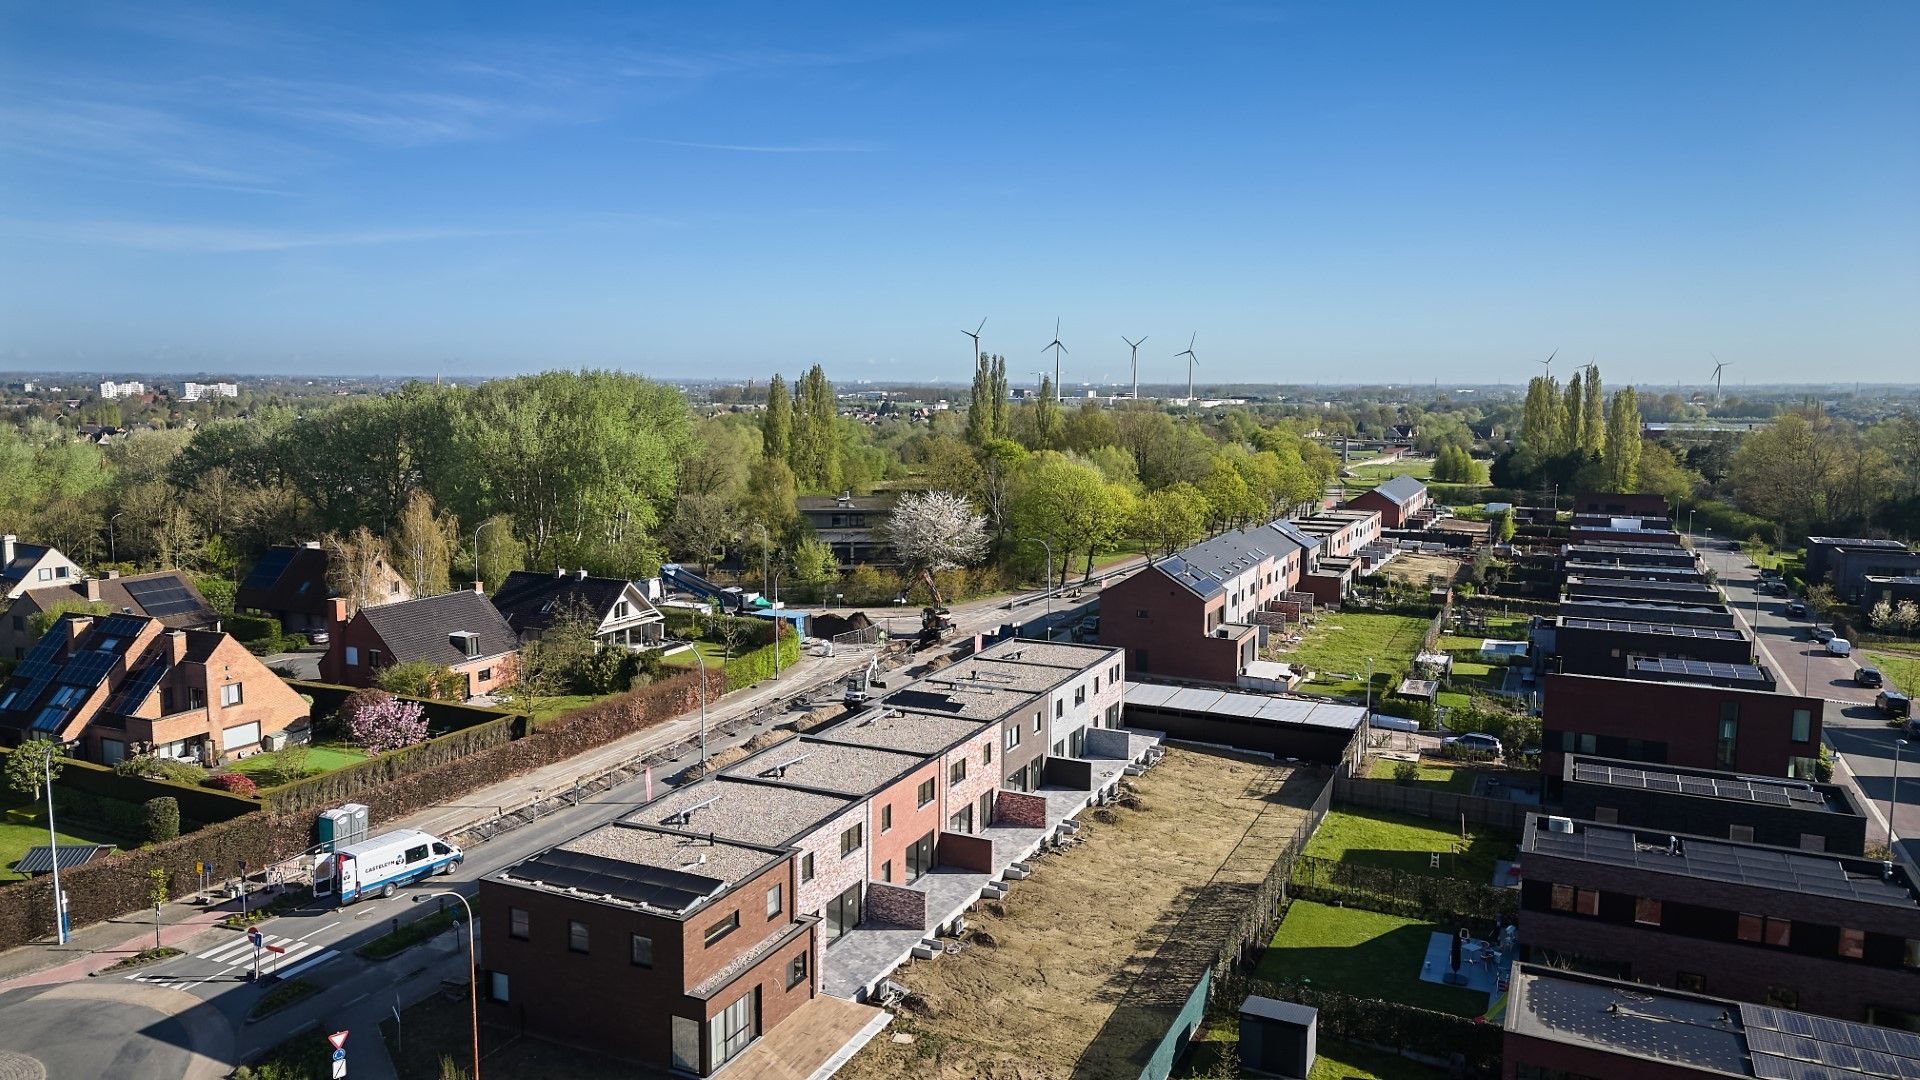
[660,639,731,669]
[1368,758,1474,793]
[1864,649,1920,697]
[1255,900,1489,1016]
[229,744,367,787]
[1180,1024,1436,1079]
[1302,807,1512,884]
[0,795,133,881]
[1347,459,1435,483]
[1283,612,1432,701]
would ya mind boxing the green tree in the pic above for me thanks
[27,599,114,640]
[473,513,525,590]
[4,739,65,800]
[389,490,459,597]
[1198,455,1260,530]
[965,354,994,446]
[144,798,180,844]
[990,355,1010,439]
[1581,364,1607,454]
[788,536,840,591]
[147,867,170,948]
[1602,387,1643,492]
[1127,483,1209,556]
[1564,371,1586,454]
[1007,453,1125,584]
[743,457,802,543]
[762,374,792,462]
[1030,377,1065,451]
[374,661,464,701]
[1519,376,1564,459]
[789,365,840,490]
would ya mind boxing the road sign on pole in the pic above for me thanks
[332,1058,346,1079]
[328,1030,349,1050]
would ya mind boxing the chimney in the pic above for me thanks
[2,535,14,566]
[472,580,485,594]
[168,629,188,665]
[328,597,349,631]
[84,578,102,602]
[303,540,322,550]
[65,614,95,650]
[105,569,120,580]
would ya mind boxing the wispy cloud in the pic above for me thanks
[5,219,512,253]
[646,139,878,154]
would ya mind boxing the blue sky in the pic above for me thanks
[2,2,1915,384]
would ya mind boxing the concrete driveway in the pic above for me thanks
[0,981,232,1080]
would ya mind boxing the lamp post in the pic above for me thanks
[753,524,771,602]
[44,748,66,945]
[690,645,709,766]
[1686,510,1695,537]
[1364,656,1374,726]
[769,571,783,681]
[473,519,498,588]
[108,511,126,567]
[1892,738,1910,849]
[413,893,479,1080]
[1016,538,1053,638]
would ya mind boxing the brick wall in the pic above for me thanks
[941,725,1000,831]
[791,804,868,924]
[1083,726,1133,760]
[994,790,1048,828]
[938,831,994,873]
[867,760,941,888]
[863,881,929,930]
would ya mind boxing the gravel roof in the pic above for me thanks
[811,707,987,756]
[720,738,927,797]
[625,777,856,847]
[558,823,777,887]
[974,637,1117,671]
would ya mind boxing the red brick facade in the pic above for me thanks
[1542,673,1822,790]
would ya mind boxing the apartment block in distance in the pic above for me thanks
[480,822,816,1075]
[1517,814,1920,1027]
[1342,474,1431,529]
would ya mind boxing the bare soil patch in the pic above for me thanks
[1381,552,1464,588]
[834,746,1322,1080]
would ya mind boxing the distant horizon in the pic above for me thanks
[3,3,1915,382]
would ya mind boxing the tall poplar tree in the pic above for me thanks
[1581,365,1607,454]
[1564,371,1586,455]
[763,374,791,462]
[1603,387,1643,491]
[965,354,993,446]
[1519,376,1564,459]
[789,365,839,490]
[990,355,1010,439]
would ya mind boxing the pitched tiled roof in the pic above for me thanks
[1,542,55,585]
[358,590,518,666]
[490,571,655,638]
[235,545,332,616]
[1369,474,1427,506]
[23,572,218,631]
[1155,521,1309,599]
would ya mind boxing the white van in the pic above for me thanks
[1825,637,1853,657]
[317,829,462,904]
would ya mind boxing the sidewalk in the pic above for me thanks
[0,889,260,991]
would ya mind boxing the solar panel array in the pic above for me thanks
[1571,761,1829,810]
[240,548,295,592]
[1561,617,1744,641]
[506,848,725,914]
[1123,682,1367,731]
[1740,1004,1920,1079]
[92,614,149,639]
[110,659,171,715]
[11,633,65,681]
[123,578,204,618]
[1530,823,1916,908]
[55,648,119,688]
[1628,657,1768,685]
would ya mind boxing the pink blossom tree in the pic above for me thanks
[345,698,430,754]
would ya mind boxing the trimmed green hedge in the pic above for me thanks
[723,629,803,692]
[5,750,261,826]
[225,612,281,643]
[265,714,521,816]
[285,679,515,736]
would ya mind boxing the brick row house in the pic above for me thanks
[1343,474,1431,528]
[0,612,310,765]
[1099,524,1307,683]
[234,542,411,636]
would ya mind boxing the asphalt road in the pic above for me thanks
[80,572,1147,1076]
[1695,535,1917,865]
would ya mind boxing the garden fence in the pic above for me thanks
[1289,854,1517,924]
[1211,970,1503,1072]
[1333,775,1531,832]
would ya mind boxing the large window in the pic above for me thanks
[800,853,815,883]
[1004,725,1020,750]
[1549,885,1599,916]
[220,682,244,707]
[1634,897,1662,926]
[509,907,529,940]
[1839,928,1865,960]
[766,885,781,919]
[916,778,935,807]
[568,919,589,953]
[631,933,653,968]
[949,759,966,785]
[880,805,892,833]
[949,805,974,835]
[704,911,739,948]
[710,988,759,1069]
[840,824,863,857]
[825,885,862,944]
[906,832,935,884]
[1738,913,1791,947]
[1791,708,1812,743]
[1717,705,1739,769]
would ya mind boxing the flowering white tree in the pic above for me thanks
[345,698,430,754]
[884,490,989,607]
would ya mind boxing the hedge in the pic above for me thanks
[1290,855,1518,924]
[1221,973,1502,1070]
[285,679,515,736]
[265,713,521,816]
[225,612,281,643]
[0,666,722,952]
[2,750,261,826]
[722,629,803,693]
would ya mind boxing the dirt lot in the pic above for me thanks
[1380,551,1464,588]
[835,746,1323,1080]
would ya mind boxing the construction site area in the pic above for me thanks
[834,745,1324,1080]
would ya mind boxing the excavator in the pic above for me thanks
[913,566,955,649]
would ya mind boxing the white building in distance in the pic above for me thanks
[98,381,146,399]
[181,382,239,401]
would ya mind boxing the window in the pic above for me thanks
[1054,700,1063,718]
[631,933,653,968]
[187,687,205,710]
[1004,725,1020,750]
[704,910,739,947]
[478,668,492,682]
[219,682,243,707]
[405,844,429,864]
[1033,711,1042,733]
[1728,825,1755,844]
[982,743,992,766]
[800,853,815,883]
[36,567,51,581]
[1106,703,1120,726]
[1764,987,1799,1009]
[880,860,892,883]
[1839,928,1865,959]
[489,971,510,1002]
[906,832,935,883]
[345,646,361,667]
[1739,913,1791,947]
[222,721,261,749]
[840,824,863,857]
[880,805,892,833]
[978,791,993,827]
[1906,939,1920,969]
[949,805,974,834]
[368,649,383,668]
[949,759,967,785]
[787,950,808,989]
[1676,972,1706,993]
[509,908,529,940]
[1791,708,1812,743]
[1738,913,1763,942]
[1634,897,1662,926]
[825,885,862,943]
[1134,609,1147,618]
[711,988,759,1069]
[1074,685,1085,705]
[1717,704,1739,769]
[1764,918,1791,947]
[568,919,589,953]
[614,601,629,619]
[916,778,935,807]
[766,884,781,919]
[1577,733,1597,754]
[9,616,21,631]
[1575,889,1599,916]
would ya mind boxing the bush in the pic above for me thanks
[115,754,208,785]
[331,687,395,738]
[203,772,259,798]
[346,698,430,754]
[225,612,281,644]
[1392,761,1420,785]
[374,661,464,701]
[143,797,180,843]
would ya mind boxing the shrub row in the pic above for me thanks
[266,713,520,816]
[285,679,515,736]
[722,630,803,693]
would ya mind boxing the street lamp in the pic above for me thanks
[1015,538,1053,637]
[753,524,771,602]
[1686,510,1695,537]
[413,892,480,1080]
[690,644,709,766]
[109,511,126,567]
[1892,738,1910,849]
[473,519,498,588]
[43,747,67,945]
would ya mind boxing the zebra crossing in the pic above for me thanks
[125,928,338,983]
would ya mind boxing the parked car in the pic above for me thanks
[1442,732,1503,757]
[1876,690,1911,719]
[1856,666,1884,688]
[1825,637,1852,657]
[308,628,330,646]
[1809,624,1835,643]
[1784,600,1808,617]
[1759,567,1783,581]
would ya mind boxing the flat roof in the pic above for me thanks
[1625,656,1770,688]
[1561,599,1730,618]
[1566,543,1691,559]
[1559,617,1744,641]
[1523,818,1917,909]
[1123,682,1367,732]
[974,638,1118,671]
[1569,759,1845,815]
[558,824,777,888]
[812,706,988,756]
[1808,536,1912,551]
[1565,575,1717,593]
[624,776,856,848]
[719,738,928,798]
[1507,964,1920,1079]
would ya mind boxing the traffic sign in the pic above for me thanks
[328,1030,349,1050]
[332,1049,345,1062]
[247,928,263,948]
[332,1059,347,1079]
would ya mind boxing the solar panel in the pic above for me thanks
[56,649,118,687]
[110,659,170,715]
[12,633,64,680]
[509,848,726,913]
[241,548,295,591]
[92,614,149,639]
[123,579,204,618]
